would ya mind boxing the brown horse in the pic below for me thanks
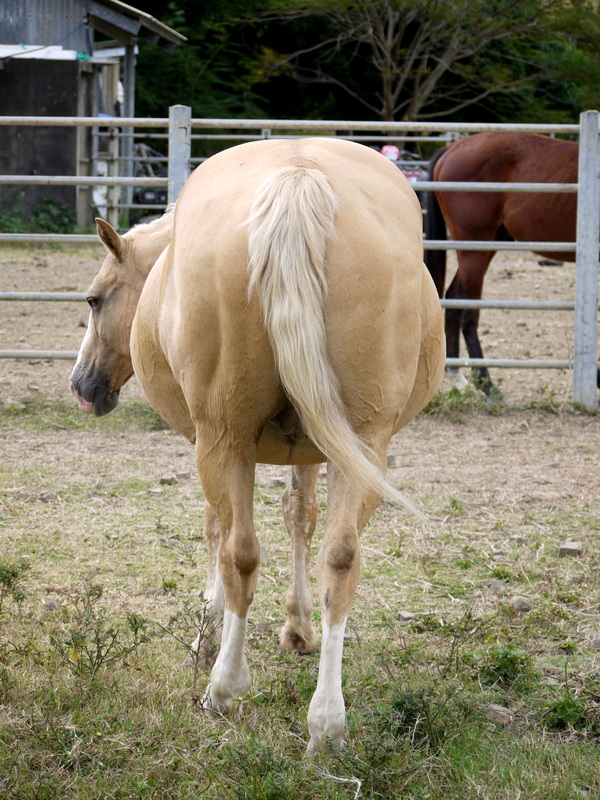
[425,132,578,395]
[69,138,445,752]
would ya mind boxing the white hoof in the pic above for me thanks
[447,367,469,390]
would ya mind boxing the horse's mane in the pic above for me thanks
[126,204,175,240]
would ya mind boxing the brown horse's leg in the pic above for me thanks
[195,437,260,716]
[444,273,462,357]
[280,464,320,654]
[307,455,382,753]
[454,249,497,396]
[190,501,223,666]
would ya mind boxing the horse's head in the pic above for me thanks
[70,215,170,416]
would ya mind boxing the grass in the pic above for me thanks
[1,393,599,798]
[0,397,169,432]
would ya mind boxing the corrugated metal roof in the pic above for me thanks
[0,0,186,54]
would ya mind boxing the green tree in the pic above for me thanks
[245,0,600,121]
[134,0,600,124]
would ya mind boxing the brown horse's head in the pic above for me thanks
[70,216,170,416]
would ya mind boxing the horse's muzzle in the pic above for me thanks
[69,376,120,417]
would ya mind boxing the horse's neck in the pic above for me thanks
[135,224,172,277]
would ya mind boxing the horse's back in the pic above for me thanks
[434,132,578,183]
[432,132,578,254]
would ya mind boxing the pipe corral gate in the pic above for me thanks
[0,107,599,408]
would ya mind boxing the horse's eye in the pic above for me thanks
[87,296,101,309]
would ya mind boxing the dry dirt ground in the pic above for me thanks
[0,243,598,634]
[0,242,597,506]
[0,243,583,406]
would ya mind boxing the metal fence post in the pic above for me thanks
[573,110,600,409]
[168,105,192,205]
[107,126,120,229]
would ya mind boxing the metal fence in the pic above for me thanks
[0,107,598,408]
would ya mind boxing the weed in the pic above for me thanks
[387,682,475,749]
[543,690,589,731]
[158,596,221,697]
[477,643,535,686]
[455,558,473,569]
[423,385,484,417]
[490,565,513,581]
[48,577,152,683]
[0,558,31,614]
[541,662,599,733]
[443,497,464,516]
[161,577,178,594]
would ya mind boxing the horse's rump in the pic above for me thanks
[245,157,422,509]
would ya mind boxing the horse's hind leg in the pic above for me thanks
[191,501,223,666]
[195,438,259,716]
[444,272,468,389]
[280,463,320,654]
[455,250,497,397]
[307,455,383,753]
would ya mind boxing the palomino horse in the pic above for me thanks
[426,132,578,395]
[69,138,445,752]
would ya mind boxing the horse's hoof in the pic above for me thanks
[279,624,319,655]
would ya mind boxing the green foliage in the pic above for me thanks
[30,198,76,234]
[0,197,76,234]
[543,690,589,731]
[423,385,487,417]
[133,0,600,124]
[48,577,153,683]
[0,558,31,614]
[477,644,535,686]
[541,662,599,733]
[387,682,475,749]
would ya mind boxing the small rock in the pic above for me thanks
[559,541,583,557]
[39,492,59,504]
[5,398,25,411]
[509,596,532,612]
[484,704,514,725]
[488,579,506,597]
[589,637,600,650]
[511,535,528,546]
[254,622,273,634]
[387,453,396,468]
[160,473,178,486]
[398,611,417,622]
[175,471,191,481]
[148,487,164,496]
[41,599,60,614]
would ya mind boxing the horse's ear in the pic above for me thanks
[95,218,124,261]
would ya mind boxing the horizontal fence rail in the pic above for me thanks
[414,181,578,193]
[0,107,598,407]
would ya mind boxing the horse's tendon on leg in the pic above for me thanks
[280,464,320,655]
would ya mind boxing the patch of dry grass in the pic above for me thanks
[1,396,599,798]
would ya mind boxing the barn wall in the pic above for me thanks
[0,59,82,216]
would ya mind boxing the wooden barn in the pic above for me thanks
[0,0,185,226]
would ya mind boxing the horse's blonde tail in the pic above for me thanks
[246,165,417,513]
